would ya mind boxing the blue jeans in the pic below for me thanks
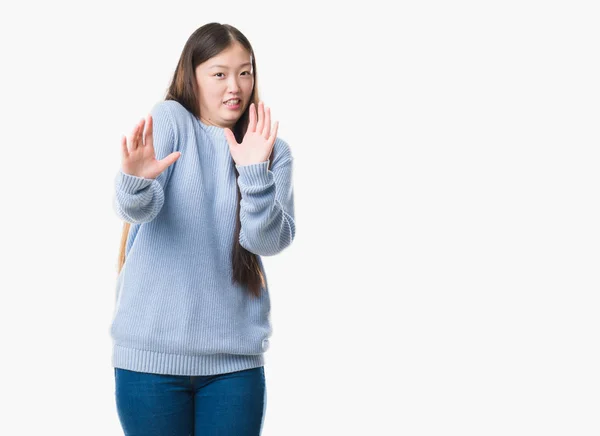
[114,366,266,436]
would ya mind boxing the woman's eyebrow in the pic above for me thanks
[208,62,252,69]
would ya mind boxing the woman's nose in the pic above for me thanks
[227,78,241,92]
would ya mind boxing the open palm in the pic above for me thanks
[121,115,181,179]
[224,101,278,166]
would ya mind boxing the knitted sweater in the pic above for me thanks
[110,99,295,376]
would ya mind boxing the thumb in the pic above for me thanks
[224,128,238,149]
[158,151,181,170]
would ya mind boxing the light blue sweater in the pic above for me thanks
[110,100,295,376]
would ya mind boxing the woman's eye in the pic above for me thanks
[214,72,251,78]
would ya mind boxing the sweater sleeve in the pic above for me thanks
[235,140,296,256]
[112,102,178,224]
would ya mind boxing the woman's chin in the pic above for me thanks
[219,113,241,126]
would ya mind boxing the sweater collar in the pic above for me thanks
[196,118,229,138]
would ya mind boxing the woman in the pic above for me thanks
[110,22,295,435]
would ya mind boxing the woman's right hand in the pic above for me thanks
[121,115,181,179]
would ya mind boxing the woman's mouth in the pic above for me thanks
[224,98,241,110]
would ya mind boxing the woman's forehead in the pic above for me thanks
[203,44,252,68]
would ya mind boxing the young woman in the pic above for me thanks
[110,22,295,435]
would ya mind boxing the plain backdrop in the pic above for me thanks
[0,0,598,434]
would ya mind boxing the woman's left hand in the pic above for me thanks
[225,101,279,166]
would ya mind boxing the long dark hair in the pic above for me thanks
[117,23,271,298]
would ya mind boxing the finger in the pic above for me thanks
[224,127,238,149]
[255,101,264,134]
[159,151,181,171]
[130,119,143,151]
[247,103,256,133]
[136,118,145,149]
[120,135,129,159]
[144,115,153,148]
[263,106,271,138]
[129,122,139,151]
[268,121,279,150]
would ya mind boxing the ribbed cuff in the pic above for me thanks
[115,170,154,194]
[236,161,270,186]
[112,345,265,376]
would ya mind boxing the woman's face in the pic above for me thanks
[195,42,254,128]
